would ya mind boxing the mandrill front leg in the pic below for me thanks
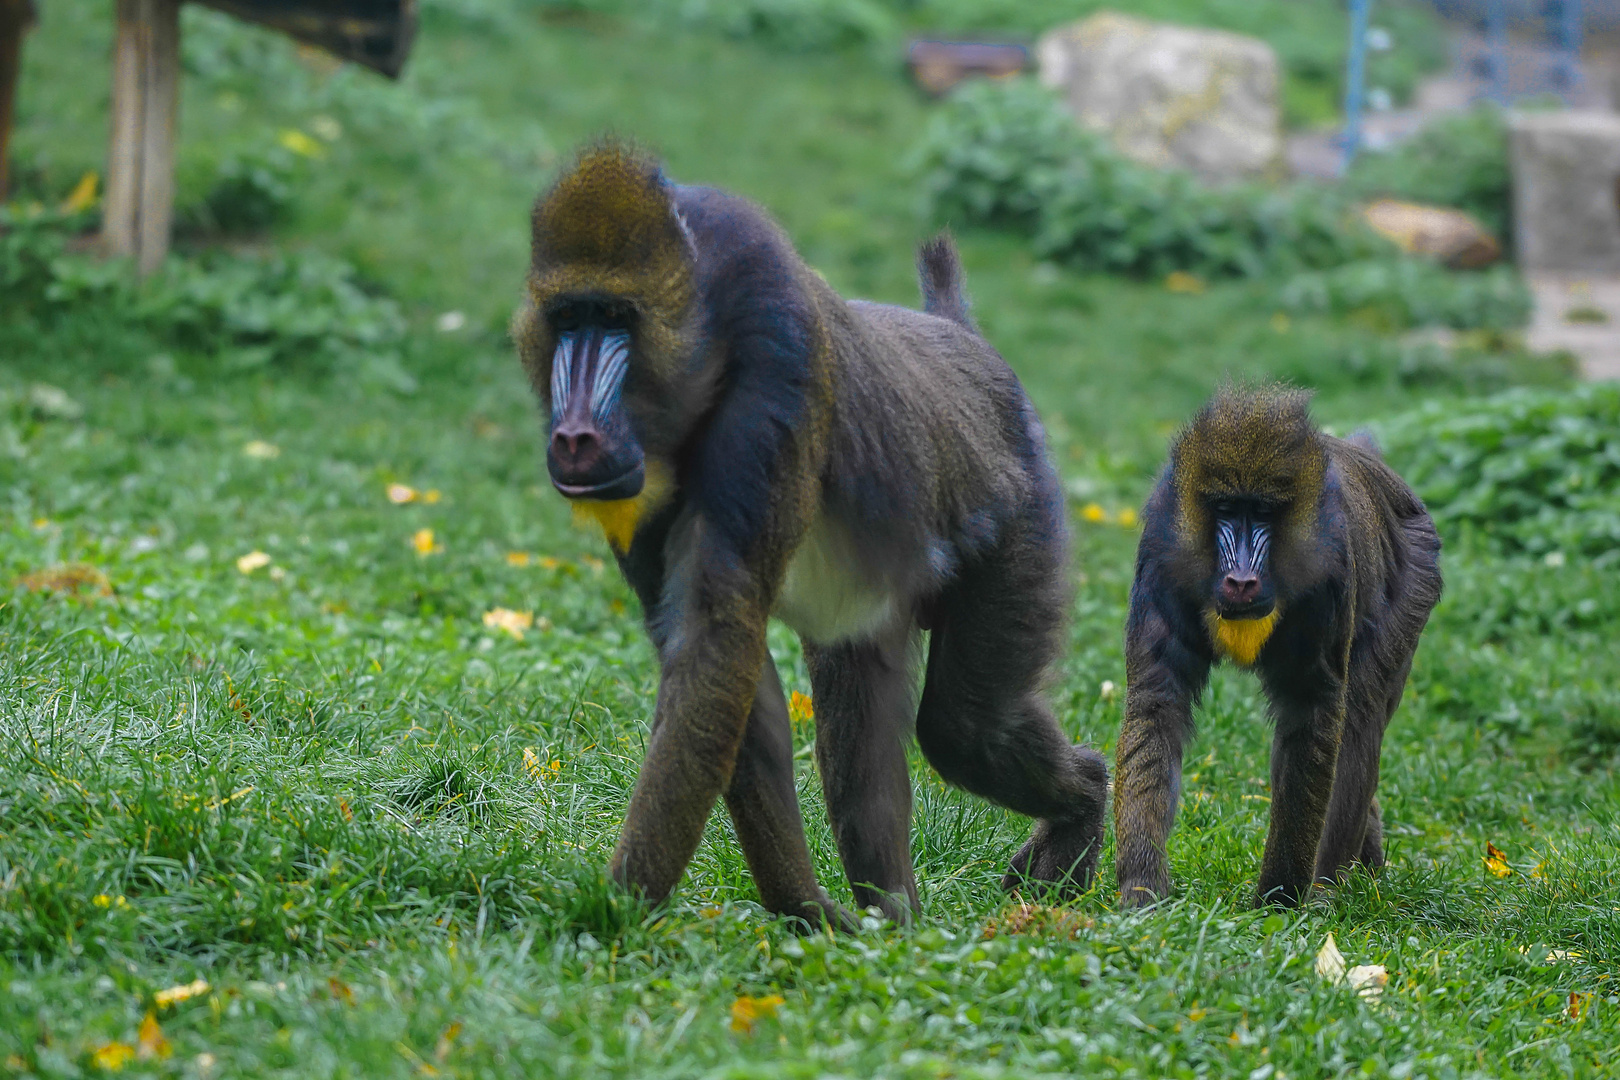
[609,544,850,928]
[609,571,772,908]
[723,660,856,930]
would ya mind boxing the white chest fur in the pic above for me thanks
[774,514,898,645]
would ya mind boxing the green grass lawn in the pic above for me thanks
[2,3,1616,1077]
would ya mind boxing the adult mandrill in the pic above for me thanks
[512,143,1108,928]
[1113,386,1441,909]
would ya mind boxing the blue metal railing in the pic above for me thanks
[1341,0,1586,172]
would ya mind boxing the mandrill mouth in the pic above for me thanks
[550,461,646,502]
[1215,598,1275,621]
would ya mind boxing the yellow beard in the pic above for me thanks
[570,458,675,553]
[1206,608,1280,667]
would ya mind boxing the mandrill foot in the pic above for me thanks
[1001,816,1104,902]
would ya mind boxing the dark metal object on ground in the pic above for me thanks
[906,38,1029,97]
[198,0,417,79]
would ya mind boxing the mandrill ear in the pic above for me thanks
[531,142,696,280]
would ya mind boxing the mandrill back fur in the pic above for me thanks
[513,143,1108,927]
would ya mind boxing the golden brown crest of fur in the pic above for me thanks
[1170,385,1327,553]
[520,143,698,389]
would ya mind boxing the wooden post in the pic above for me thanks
[0,1,35,204]
[104,0,179,276]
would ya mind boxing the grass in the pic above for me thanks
[2,2,1616,1077]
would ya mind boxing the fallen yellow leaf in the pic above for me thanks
[91,1041,136,1070]
[1165,270,1206,294]
[328,977,354,1005]
[18,563,113,598]
[61,170,99,213]
[278,128,324,158]
[1484,841,1512,878]
[483,607,534,639]
[1314,933,1346,983]
[338,797,354,822]
[521,747,560,781]
[1346,964,1387,1001]
[242,440,280,459]
[434,1021,463,1062]
[788,690,814,727]
[235,551,272,574]
[153,978,209,1008]
[729,994,784,1034]
[137,1012,170,1060]
[387,483,418,504]
[412,529,438,556]
[1569,991,1591,1021]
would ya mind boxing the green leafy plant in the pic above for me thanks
[1280,257,1532,331]
[912,79,1387,279]
[674,0,896,49]
[1378,383,1620,559]
[178,145,305,235]
[1,209,409,386]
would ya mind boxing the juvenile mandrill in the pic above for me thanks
[513,143,1108,927]
[1113,386,1441,908]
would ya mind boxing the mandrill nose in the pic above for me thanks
[1221,572,1261,605]
[550,421,601,470]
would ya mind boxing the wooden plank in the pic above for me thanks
[103,0,178,275]
[198,0,416,78]
[0,1,35,203]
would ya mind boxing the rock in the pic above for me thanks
[1360,199,1502,269]
[1508,110,1620,273]
[1036,11,1283,184]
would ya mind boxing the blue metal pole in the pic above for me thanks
[1486,0,1508,103]
[1559,0,1583,99]
[1341,0,1369,173]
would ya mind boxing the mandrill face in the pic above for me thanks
[543,296,646,502]
[1206,495,1279,620]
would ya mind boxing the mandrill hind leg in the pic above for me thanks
[1359,795,1385,869]
[1312,648,1397,888]
[724,660,855,931]
[914,519,1108,902]
[805,618,921,924]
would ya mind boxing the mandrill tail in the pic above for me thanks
[917,232,977,332]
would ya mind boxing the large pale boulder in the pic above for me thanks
[1036,11,1284,184]
[1509,110,1620,273]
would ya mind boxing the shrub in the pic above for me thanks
[178,145,304,235]
[1343,105,1512,241]
[1280,258,1532,331]
[674,0,896,49]
[912,79,1386,279]
[1377,383,1620,559]
[0,209,412,389]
